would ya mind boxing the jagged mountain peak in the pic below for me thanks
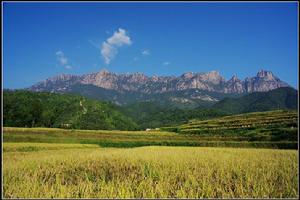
[256,70,278,81]
[207,70,220,75]
[197,70,225,85]
[257,69,274,77]
[48,73,76,81]
[190,70,221,77]
[97,68,112,76]
[128,72,148,82]
[206,70,222,79]
[131,72,147,77]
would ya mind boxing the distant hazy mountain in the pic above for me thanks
[28,69,291,106]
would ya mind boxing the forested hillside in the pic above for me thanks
[3,90,137,130]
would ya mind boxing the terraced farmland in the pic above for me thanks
[161,110,298,143]
[185,110,297,129]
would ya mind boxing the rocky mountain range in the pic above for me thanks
[30,69,289,95]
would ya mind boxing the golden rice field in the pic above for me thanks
[3,142,298,198]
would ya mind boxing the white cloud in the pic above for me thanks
[65,65,72,69]
[56,51,67,65]
[56,50,72,69]
[101,28,132,64]
[107,29,131,46]
[163,61,170,66]
[142,49,150,56]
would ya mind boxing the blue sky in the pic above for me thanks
[3,2,298,89]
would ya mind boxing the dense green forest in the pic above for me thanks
[3,90,137,130]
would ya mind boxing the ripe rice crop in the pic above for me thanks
[3,143,298,198]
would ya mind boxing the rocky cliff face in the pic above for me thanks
[29,69,290,94]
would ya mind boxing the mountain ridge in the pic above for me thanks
[29,69,290,94]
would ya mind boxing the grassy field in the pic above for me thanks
[3,143,298,198]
